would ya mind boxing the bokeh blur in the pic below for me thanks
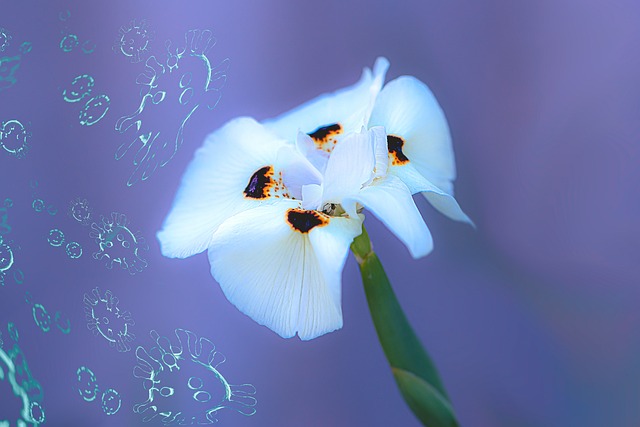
[0,1,638,426]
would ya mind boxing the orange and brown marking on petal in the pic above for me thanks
[244,166,275,199]
[387,135,410,166]
[308,123,343,153]
[271,171,291,199]
[286,208,329,233]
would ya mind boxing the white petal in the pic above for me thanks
[343,175,433,258]
[301,184,323,210]
[369,76,456,187]
[263,57,390,139]
[370,126,389,181]
[208,203,363,340]
[391,163,473,225]
[305,214,363,338]
[157,118,290,258]
[294,131,330,174]
[321,128,381,204]
[276,143,323,200]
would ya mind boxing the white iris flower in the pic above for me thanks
[157,57,471,340]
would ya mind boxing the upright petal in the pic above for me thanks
[368,76,456,191]
[208,202,363,340]
[264,57,390,140]
[321,127,382,205]
[343,175,433,258]
[370,125,390,181]
[301,183,323,210]
[157,118,293,258]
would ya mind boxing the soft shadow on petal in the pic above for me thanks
[369,76,456,189]
[208,202,361,340]
[276,142,323,200]
[157,117,288,258]
[295,131,330,175]
[343,175,434,259]
[264,57,390,139]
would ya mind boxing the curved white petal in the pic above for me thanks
[263,57,390,139]
[208,203,363,340]
[343,175,433,258]
[423,189,474,226]
[368,75,456,188]
[157,117,291,258]
[391,163,473,225]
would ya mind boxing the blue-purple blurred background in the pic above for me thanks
[1,1,639,426]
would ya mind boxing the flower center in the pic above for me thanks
[320,203,348,217]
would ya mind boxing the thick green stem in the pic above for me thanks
[351,227,458,427]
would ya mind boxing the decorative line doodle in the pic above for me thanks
[30,181,57,216]
[75,366,122,416]
[83,287,135,352]
[46,228,82,259]
[0,120,31,159]
[133,328,256,425]
[58,10,96,55]
[0,235,22,286]
[0,41,32,92]
[90,212,149,274]
[115,29,229,186]
[114,19,154,63]
[62,75,110,127]
[0,323,45,426]
[24,291,71,334]
[68,198,93,226]
[0,27,11,52]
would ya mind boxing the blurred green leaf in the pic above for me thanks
[393,368,458,427]
[351,227,458,427]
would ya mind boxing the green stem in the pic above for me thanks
[351,226,458,427]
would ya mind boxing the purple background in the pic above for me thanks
[1,1,639,426]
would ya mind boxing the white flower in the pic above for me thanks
[265,57,473,234]
[157,58,471,340]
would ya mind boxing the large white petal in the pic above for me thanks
[368,76,456,189]
[157,118,291,258]
[391,163,473,225]
[263,57,390,139]
[208,203,363,340]
[307,214,364,303]
[343,175,433,258]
